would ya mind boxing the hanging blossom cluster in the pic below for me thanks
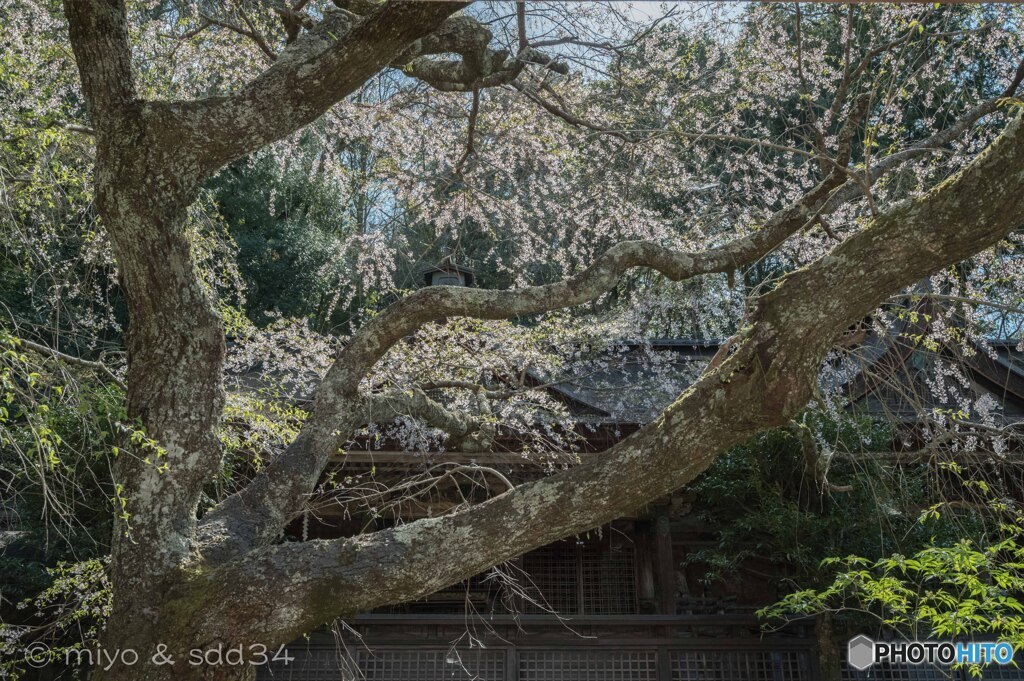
[0,2,116,346]
[4,1,1024,472]
[165,2,1024,465]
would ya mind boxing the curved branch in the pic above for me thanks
[206,113,1024,643]
[195,238,784,559]
[361,388,493,450]
[167,2,467,171]
[196,95,1013,560]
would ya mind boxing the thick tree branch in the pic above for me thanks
[200,113,1024,645]
[195,159,876,560]
[361,388,494,451]
[197,90,1015,559]
[160,2,567,171]
[386,10,567,93]
[165,2,468,171]
[62,0,136,128]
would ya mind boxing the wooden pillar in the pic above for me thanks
[654,505,676,615]
[505,645,517,681]
[657,645,672,681]
[633,519,657,613]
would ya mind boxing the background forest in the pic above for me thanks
[2,1,1024,678]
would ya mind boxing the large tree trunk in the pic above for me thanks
[91,161,232,681]
[62,3,234,678]
[60,2,466,678]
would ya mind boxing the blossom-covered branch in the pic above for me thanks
[163,1,567,170]
[206,115,1024,637]
[190,95,936,557]
[361,388,495,451]
[162,2,468,170]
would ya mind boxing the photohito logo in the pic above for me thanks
[847,636,1014,670]
[848,635,874,671]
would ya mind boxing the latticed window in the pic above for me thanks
[518,650,657,681]
[972,668,1024,681]
[259,646,819,681]
[256,648,505,681]
[255,648,356,681]
[522,537,637,615]
[377,572,504,614]
[375,530,636,616]
[670,650,813,681]
[358,649,505,681]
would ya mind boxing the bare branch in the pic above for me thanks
[453,88,480,176]
[790,419,851,495]
[319,461,514,523]
[516,1,527,52]
[198,12,278,63]
[17,338,126,391]
[1002,57,1024,99]
[512,80,637,141]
